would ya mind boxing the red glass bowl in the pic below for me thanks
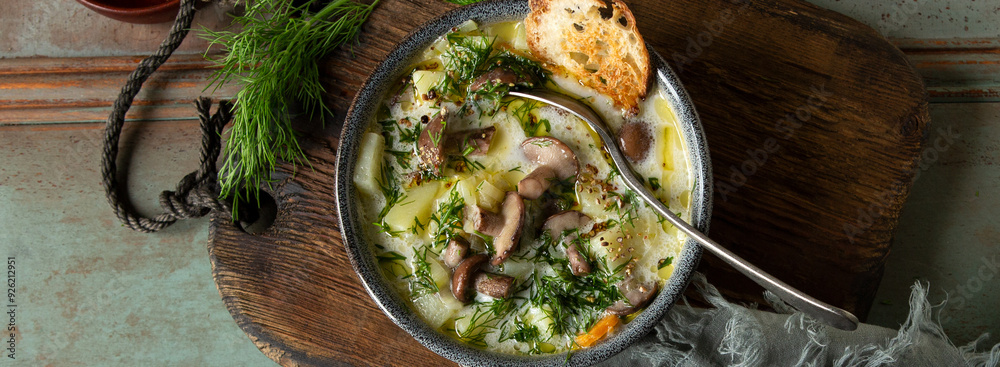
[75,0,181,24]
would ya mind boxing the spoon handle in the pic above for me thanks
[509,90,860,331]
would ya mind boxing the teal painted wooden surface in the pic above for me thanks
[867,103,1000,345]
[2,1,234,58]
[808,0,1000,38]
[1,0,998,365]
[0,121,273,365]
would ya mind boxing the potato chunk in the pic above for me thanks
[353,132,385,197]
[384,181,442,233]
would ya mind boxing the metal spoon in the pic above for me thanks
[508,89,860,331]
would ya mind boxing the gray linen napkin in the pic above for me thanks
[604,273,1000,366]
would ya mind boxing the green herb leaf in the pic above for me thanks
[657,257,674,270]
[648,177,661,191]
[202,0,379,214]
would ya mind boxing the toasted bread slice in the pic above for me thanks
[526,0,650,114]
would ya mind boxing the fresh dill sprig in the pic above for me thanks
[433,29,547,116]
[605,189,641,229]
[497,315,552,354]
[201,0,378,211]
[500,98,543,136]
[441,33,496,88]
[469,51,549,115]
[449,154,485,174]
[428,190,466,250]
[408,246,440,298]
[540,175,577,212]
[648,177,661,191]
[528,266,623,336]
[375,157,404,236]
[456,295,520,348]
[385,149,413,169]
[657,257,674,270]
[378,117,421,169]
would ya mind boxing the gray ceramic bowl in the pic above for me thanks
[335,0,712,365]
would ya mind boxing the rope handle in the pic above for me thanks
[101,0,234,232]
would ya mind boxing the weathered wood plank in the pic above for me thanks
[0,54,238,124]
[896,41,1000,102]
[630,0,929,318]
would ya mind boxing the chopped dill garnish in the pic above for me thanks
[375,157,404,236]
[540,175,577,212]
[385,149,413,168]
[399,121,422,145]
[658,257,674,270]
[376,251,406,262]
[516,229,564,266]
[376,250,408,278]
[461,144,476,156]
[455,297,520,348]
[450,154,486,173]
[428,189,466,250]
[432,28,547,115]
[605,189,641,229]
[528,265,623,336]
[467,53,548,115]
[410,216,426,235]
[501,99,548,136]
[648,177,661,191]
[443,33,495,86]
[498,315,552,354]
[378,117,421,169]
[408,246,440,298]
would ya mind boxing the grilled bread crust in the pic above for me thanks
[526,0,650,114]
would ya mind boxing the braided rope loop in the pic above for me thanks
[101,0,234,232]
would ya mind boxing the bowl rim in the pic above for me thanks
[76,0,179,13]
[335,0,713,365]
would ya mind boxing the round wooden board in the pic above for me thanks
[207,0,929,365]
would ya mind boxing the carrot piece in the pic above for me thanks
[574,314,622,348]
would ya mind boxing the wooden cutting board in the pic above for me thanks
[206,0,928,365]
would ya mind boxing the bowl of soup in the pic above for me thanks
[335,0,712,365]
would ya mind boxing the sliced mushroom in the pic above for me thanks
[474,272,515,299]
[469,67,530,92]
[465,205,505,237]
[565,245,591,276]
[417,112,447,175]
[452,254,489,303]
[543,210,594,276]
[543,210,592,242]
[445,126,496,156]
[606,278,659,316]
[517,137,580,199]
[491,191,526,266]
[618,120,652,162]
[443,237,471,268]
